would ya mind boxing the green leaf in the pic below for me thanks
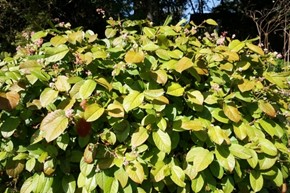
[0,117,20,138]
[273,168,283,187]
[45,44,69,63]
[125,50,145,64]
[187,90,204,105]
[152,129,171,153]
[143,89,164,98]
[156,49,171,60]
[50,35,67,47]
[31,31,48,41]
[208,125,230,145]
[79,79,96,99]
[247,149,258,168]
[166,82,184,96]
[105,28,117,38]
[55,75,70,92]
[191,173,204,192]
[215,146,235,172]
[84,103,105,122]
[250,170,263,192]
[40,110,69,142]
[143,27,156,38]
[114,167,128,188]
[142,42,159,51]
[228,40,245,52]
[169,50,183,59]
[104,177,119,193]
[123,91,144,112]
[233,122,248,140]
[170,165,186,187]
[259,138,277,156]
[238,79,255,92]
[25,158,36,172]
[186,147,214,172]
[131,126,149,147]
[223,103,241,123]
[40,88,59,107]
[246,43,264,56]
[258,100,276,117]
[20,176,34,193]
[68,31,84,44]
[258,154,277,170]
[229,144,252,159]
[211,108,230,123]
[80,157,94,176]
[107,101,125,118]
[125,160,145,184]
[181,119,204,131]
[151,161,169,182]
[62,175,76,193]
[175,57,193,73]
[205,19,218,25]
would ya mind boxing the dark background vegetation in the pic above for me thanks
[0,0,289,53]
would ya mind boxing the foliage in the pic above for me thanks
[0,17,290,193]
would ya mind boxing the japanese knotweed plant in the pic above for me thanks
[0,18,289,193]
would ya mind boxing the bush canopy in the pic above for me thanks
[0,18,289,192]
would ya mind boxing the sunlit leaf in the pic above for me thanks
[152,129,171,153]
[40,110,69,142]
[131,126,149,147]
[205,19,218,25]
[250,170,263,192]
[223,103,241,123]
[246,43,264,56]
[186,147,214,172]
[170,165,186,187]
[84,103,105,122]
[175,57,193,73]
[39,88,59,107]
[125,160,145,184]
[79,79,96,99]
[45,44,69,62]
[123,90,144,112]
[166,82,184,96]
[125,50,145,64]
[258,100,276,117]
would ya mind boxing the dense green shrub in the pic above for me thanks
[0,18,289,193]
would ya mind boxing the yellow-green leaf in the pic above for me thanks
[205,19,218,26]
[186,147,214,172]
[175,57,193,73]
[50,36,67,47]
[187,90,204,105]
[170,165,186,187]
[152,129,171,153]
[131,127,149,147]
[125,160,145,184]
[229,144,252,159]
[40,88,59,107]
[258,100,276,117]
[228,40,245,52]
[55,75,70,92]
[215,146,235,172]
[125,50,145,64]
[107,101,125,118]
[105,28,117,38]
[238,79,255,92]
[79,79,96,99]
[223,103,241,123]
[156,49,171,60]
[123,91,144,112]
[84,103,105,122]
[246,43,264,56]
[259,138,277,156]
[250,170,263,192]
[167,82,184,96]
[40,110,69,142]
